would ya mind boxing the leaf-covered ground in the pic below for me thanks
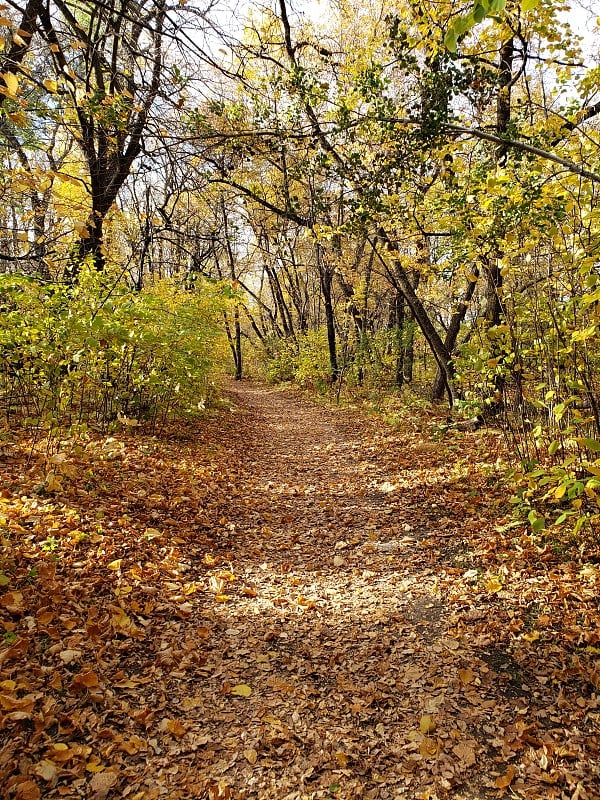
[0,382,598,800]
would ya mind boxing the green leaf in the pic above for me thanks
[531,516,546,534]
[577,437,600,452]
[521,0,540,10]
[455,13,475,35]
[548,441,559,456]
[555,511,574,525]
[473,3,488,23]
[444,29,458,52]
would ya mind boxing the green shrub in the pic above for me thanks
[0,267,229,433]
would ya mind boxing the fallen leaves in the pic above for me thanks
[495,764,516,789]
[89,770,118,800]
[0,382,598,799]
[230,684,252,698]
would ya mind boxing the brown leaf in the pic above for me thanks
[166,719,187,738]
[495,764,516,789]
[70,670,100,692]
[33,760,58,782]
[1,590,24,613]
[13,780,41,800]
[452,741,477,766]
[89,770,118,800]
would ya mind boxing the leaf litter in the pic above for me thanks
[0,381,598,799]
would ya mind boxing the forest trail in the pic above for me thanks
[1,382,598,800]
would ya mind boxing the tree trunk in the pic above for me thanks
[374,231,457,404]
[317,246,338,381]
[432,271,479,400]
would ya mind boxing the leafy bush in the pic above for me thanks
[294,329,331,390]
[0,267,229,433]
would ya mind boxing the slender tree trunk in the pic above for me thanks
[374,231,457,404]
[432,271,479,400]
[403,271,420,384]
[221,199,244,379]
[393,292,405,389]
[316,245,338,381]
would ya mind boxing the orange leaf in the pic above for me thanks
[495,764,516,789]
[70,670,99,692]
[48,743,73,763]
[12,779,40,800]
[166,719,187,738]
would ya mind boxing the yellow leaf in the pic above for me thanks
[485,577,503,593]
[420,714,436,734]
[73,220,90,238]
[262,715,282,726]
[214,594,231,602]
[107,559,122,571]
[230,684,252,697]
[45,471,63,492]
[458,667,476,685]
[243,748,258,764]
[111,608,139,636]
[1,72,18,97]
[43,78,58,93]
[86,761,106,773]
[522,630,540,642]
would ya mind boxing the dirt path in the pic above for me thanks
[176,383,597,800]
[1,382,598,800]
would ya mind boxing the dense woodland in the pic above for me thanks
[1,3,600,798]
[1,0,600,542]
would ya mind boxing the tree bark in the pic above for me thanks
[373,231,457,404]
[431,271,479,400]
